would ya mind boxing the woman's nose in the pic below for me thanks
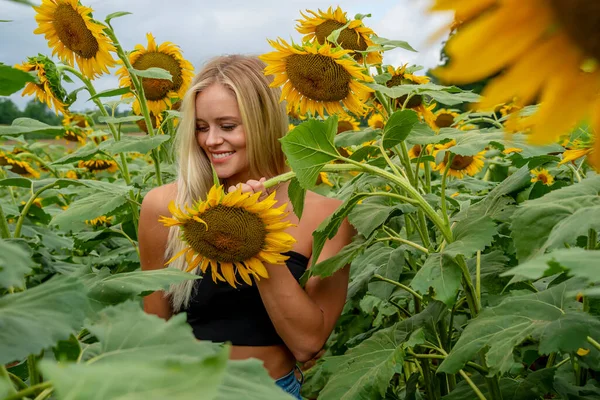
[204,128,224,146]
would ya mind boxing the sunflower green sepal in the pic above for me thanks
[159,184,296,288]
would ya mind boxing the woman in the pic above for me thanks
[139,55,353,398]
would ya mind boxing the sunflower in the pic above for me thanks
[502,147,523,155]
[385,65,436,123]
[62,113,89,144]
[14,56,68,115]
[159,185,296,287]
[337,115,360,134]
[260,38,374,118]
[136,113,163,134]
[559,140,594,165]
[408,144,425,160]
[368,113,385,130]
[34,0,116,79]
[432,140,486,178]
[117,33,194,116]
[431,0,600,169]
[288,123,296,132]
[432,108,460,131]
[0,151,40,178]
[78,158,118,173]
[296,6,382,65]
[65,170,78,179]
[316,172,334,187]
[530,168,554,186]
[85,215,112,227]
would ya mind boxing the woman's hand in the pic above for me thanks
[228,177,269,199]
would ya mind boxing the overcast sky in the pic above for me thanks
[1,0,452,111]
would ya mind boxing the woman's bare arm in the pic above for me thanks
[139,184,176,320]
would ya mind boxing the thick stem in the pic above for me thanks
[0,203,11,238]
[373,274,423,300]
[3,382,52,400]
[27,354,39,386]
[14,182,58,238]
[0,365,17,395]
[476,250,482,311]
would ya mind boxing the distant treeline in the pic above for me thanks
[0,98,131,126]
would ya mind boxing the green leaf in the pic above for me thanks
[0,277,89,364]
[309,237,368,280]
[411,253,462,305]
[51,191,129,231]
[97,115,144,124]
[370,36,417,52]
[0,64,36,96]
[83,267,201,306]
[319,302,447,400]
[129,67,172,81]
[348,196,416,237]
[381,109,419,149]
[439,283,600,375]
[100,134,170,154]
[511,176,600,261]
[444,214,497,258]
[105,11,132,22]
[88,87,132,101]
[367,82,480,105]
[0,239,35,289]
[0,118,64,137]
[368,247,405,300]
[287,177,306,219]
[218,359,293,399]
[334,128,379,148]
[279,117,340,188]
[51,143,100,165]
[0,177,32,189]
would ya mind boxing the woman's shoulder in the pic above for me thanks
[301,190,344,225]
[141,182,178,219]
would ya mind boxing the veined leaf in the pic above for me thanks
[129,67,172,81]
[367,247,405,300]
[0,117,64,137]
[0,277,90,364]
[88,87,131,101]
[348,196,416,237]
[287,177,306,219]
[444,213,497,258]
[279,117,341,188]
[411,253,461,305]
[511,176,600,261]
[0,64,36,96]
[381,109,419,149]
[319,302,447,400]
[0,239,35,289]
[439,283,600,375]
[334,128,379,148]
[308,237,368,281]
[370,36,417,52]
[51,191,129,231]
[99,135,170,154]
[97,115,144,124]
[51,143,100,165]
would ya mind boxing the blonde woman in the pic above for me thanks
[139,55,353,398]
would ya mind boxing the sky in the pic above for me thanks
[0,0,452,111]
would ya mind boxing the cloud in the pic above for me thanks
[2,0,450,111]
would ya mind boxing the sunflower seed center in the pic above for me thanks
[435,113,455,128]
[183,205,266,263]
[314,20,368,52]
[286,54,351,102]
[549,0,600,61]
[133,52,184,100]
[53,4,99,59]
[445,154,474,171]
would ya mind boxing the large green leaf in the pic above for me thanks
[367,247,405,300]
[129,66,173,80]
[218,359,293,400]
[82,267,201,307]
[0,118,64,137]
[381,110,419,149]
[438,283,600,375]
[0,64,36,95]
[51,191,129,231]
[444,213,497,258]
[411,253,461,305]
[0,239,35,289]
[319,302,447,400]
[51,143,101,165]
[308,237,369,281]
[367,82,480,105]
[370,36,417,52]
[279,117,340,188]
[98,115,144,124]
[100,135,171,154]
[348,196,416,237]
[287,177,306,219]
[511,176,600,261]
[0,277,90,364]
[335,128,379,148]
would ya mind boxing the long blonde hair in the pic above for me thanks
[166,55,288,311]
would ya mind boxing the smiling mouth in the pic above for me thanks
[212,151,235,160]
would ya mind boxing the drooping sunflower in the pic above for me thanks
[33,0,116,79]
[530,168,554,186]
[159,185,296,287]
[296,6,382,65]
[14,56,68,115]
[260,38,374,118]
[78,158,118,173]
[431,0,600,169]
[62,113,89,144]
[432,140,486,178]
[136,113,163,134]
[85,215,112,227]
[368,113,385,130]
[432,108,460,131]
[337,115,360,134]
[117,33,194,116]
[0,151,40,178]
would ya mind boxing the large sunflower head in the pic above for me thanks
[432,140,486,178]
[0,151,40,178]
[260,38,374,118]
[296,6,382,65]
[14,55,69,115]
[78,158,118,173]
[160,185,296,287]
[117,33,195,116]
[34,0,116,79]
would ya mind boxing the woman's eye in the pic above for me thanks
[195,126,209,133]
[221,124,237,131]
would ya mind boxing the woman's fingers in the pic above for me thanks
[228,178,268,198]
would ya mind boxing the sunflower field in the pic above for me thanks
[2,1,600,399]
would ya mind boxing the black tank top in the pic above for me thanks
[183,251,309,346]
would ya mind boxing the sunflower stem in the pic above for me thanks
[440,153,454,229]
[263,164,362,188]
[373,274,423,300]
[14,182,58,239]
[0,365,17,395]
[476,250,482,311]
[379,143,404,179]
[3,382,52,400]
[0,203,11,239]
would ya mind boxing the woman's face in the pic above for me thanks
[195,84,249,184]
